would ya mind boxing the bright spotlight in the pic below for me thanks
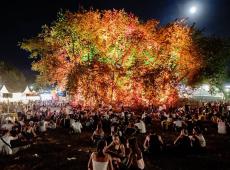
[190,6,197,14]
[225,85,230,88]
[202,84,210,91]
[30,85,34,90]
[225,88,230,92]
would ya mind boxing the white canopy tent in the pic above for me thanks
[23,86,40,102]
[0,85,11,112]
[0,85,9,94]
[23,86,32,95]
[0,85,40,103]
[191,85,224,100]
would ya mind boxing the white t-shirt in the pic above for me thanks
[0,135,15,155]
[141,113,147,119]
[227,106,230,111]
[70,119,75,125]
[1,135,15,147]
[174,120,182,127]
[135,121,146,134]
[39,120,47,132]
[71,121,83,133]
[196,134,206,147]
[218,121,227,134]
[19,121,25,126]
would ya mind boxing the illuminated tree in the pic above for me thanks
[20,10,202,107]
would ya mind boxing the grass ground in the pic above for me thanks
[0,125,230,170]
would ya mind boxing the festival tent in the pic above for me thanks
[191,86,224,100]
[10,86,39,102]
[0,85,9,94]
[22,86,40,101]
[0,85,12,112]
[23,86,32,95]
[0,85,12,100]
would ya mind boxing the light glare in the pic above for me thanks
[190,6,197,14]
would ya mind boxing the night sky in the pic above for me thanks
[0,0,230,77]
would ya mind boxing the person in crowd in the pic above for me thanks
[48,119,57,129]
[85,117,94,130]
[91,123,105,144]
[88,140,113,170]
[12,120,22,135]
[217,118,227,134]
[18,117,25,127]
[22,121,37,142]
[161,114,173,131]
[141,112,147,120]
[71,119,83,134]
[38,119,48,132]
[126,137,145,170]
[173,117,186,132]
[0,130,18,155]
[110,123,118,137]
[106,134,125,169]
[124,122,137,138]
[173,129,192,154]
[143,128,164,155]
[1,120,14,131]
[190,127,206,153]
[135,118,146,134]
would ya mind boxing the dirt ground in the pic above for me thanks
[1,126,230,170]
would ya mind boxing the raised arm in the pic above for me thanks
[91,131,95,141]
[174,135,181,145]
[108,154,114,170]
[31,127,37,137]
[119,144,126,157]
[143,136,149,150]
[87,153,93,170]
[158,135,164,145]
[105,142,113,152]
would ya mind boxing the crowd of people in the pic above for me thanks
[0,101,229,170]
[0,101,69,154]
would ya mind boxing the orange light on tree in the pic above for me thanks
[20,9,202,107]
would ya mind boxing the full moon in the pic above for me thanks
[190,6,197,14]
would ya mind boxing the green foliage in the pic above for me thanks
[193,32,230,91]
[0,61,27,92]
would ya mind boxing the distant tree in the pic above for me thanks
[192,30,230,92]
[0,61,27,92]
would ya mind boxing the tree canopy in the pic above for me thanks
[193,33,230,92]
[0,61,27,92]
[21,9,216,107]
